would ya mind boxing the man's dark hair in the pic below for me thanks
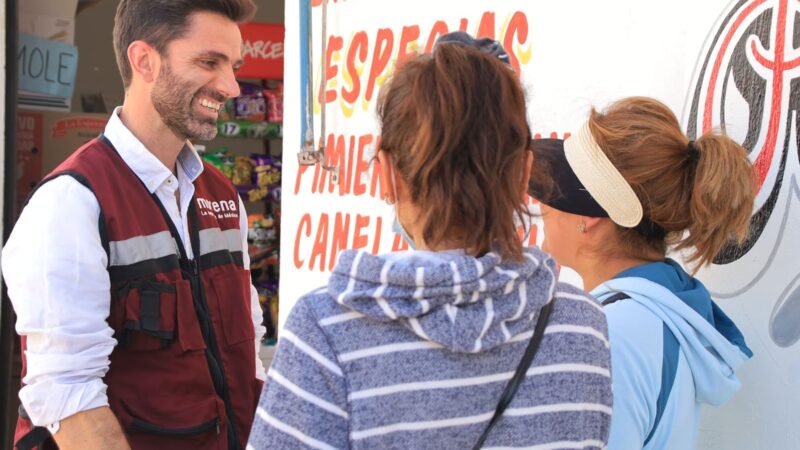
[113,0,257,88]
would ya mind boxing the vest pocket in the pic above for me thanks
[209,269,256,345]
[114,279,206,352]
[119,396,226,447]
[115,280,178,351]
[131,416,221,436]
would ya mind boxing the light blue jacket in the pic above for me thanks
[591,260,752,450]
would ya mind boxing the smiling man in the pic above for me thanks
[2,1,265,450]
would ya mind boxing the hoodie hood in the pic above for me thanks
[328,247,558,353]
[592,259,752,406]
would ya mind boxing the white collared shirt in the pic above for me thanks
[2,107,266,428]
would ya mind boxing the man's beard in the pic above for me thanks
[151,63,226,141]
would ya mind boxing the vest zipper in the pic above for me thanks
[188,256,242,449]
[186,203,243,450]
[146,191,242,450]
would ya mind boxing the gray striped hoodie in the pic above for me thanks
[248,247,612,449]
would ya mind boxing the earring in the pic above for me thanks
[578,222,587,233]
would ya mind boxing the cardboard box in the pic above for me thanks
[16,110,108,212]
[19,0,79,44]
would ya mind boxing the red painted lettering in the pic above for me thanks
[372,217,383,255]
[321,35,344,104]
[309,213,330,272]
[330,212,350,270]
[342,31,368,104]
[392,233,409,252]
[353,134,372,196]
[504,11,528,74]
[353,214,370,250]
[476,12,495,39]
[425,21,449,53]
[397,25,421,65]
[366,28,394,102]
[293,214,312,268]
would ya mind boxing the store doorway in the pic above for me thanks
[1,0,20,446]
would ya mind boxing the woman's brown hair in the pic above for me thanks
[586,96,756,269]
[377,43,530,260]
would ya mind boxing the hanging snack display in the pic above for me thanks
[203,76,283,344]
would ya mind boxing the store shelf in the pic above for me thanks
[217,120,282,139]
[249,245,279,268]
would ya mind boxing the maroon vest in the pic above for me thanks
[14,137,262,450]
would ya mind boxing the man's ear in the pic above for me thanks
[127,40,161,84]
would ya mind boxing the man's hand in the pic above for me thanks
[52,406,131,450]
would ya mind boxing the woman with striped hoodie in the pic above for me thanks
[248,34,613,450]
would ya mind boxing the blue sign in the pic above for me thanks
[17,33,79,98]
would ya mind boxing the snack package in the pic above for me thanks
[234,82,267,121]
[267,161,282,187]
[248,213,276,247]
[247,213,265,231]
[245,186,267,202]
[272,160,283,184]
[269,186,281,203]
[219,98,236,121]
[221,155,234,181]
[251,154,273,188]
[232,156,253,187]
[201,150,226,174]
[263,89,283,123]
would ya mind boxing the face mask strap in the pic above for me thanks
[388,159,416,249]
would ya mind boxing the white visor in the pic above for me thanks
[563,123,643,228]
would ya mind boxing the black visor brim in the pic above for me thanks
[528,138,608,218]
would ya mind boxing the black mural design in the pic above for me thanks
[687,0,800,348]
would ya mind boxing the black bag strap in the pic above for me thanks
[601,291,630,306]
[15,423,52,450]
[472,298,556,450]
